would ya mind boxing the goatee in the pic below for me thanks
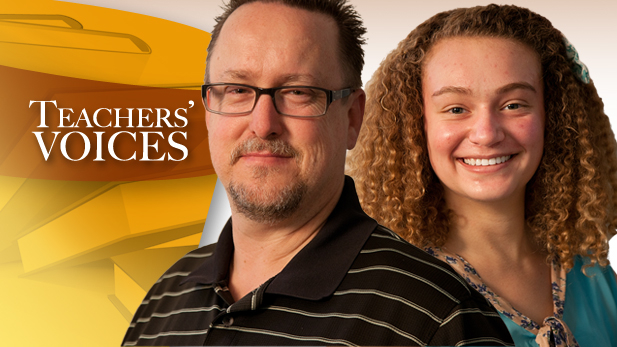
[227,138,306,224]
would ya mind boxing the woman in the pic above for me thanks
[348,5,617,347]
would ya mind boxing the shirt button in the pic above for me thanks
[222,316,234,327]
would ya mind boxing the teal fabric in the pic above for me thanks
[499,313,537,347]
[499,256,617,346]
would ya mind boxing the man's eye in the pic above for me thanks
[283,88,314,97]
[448,107,465,114]
[227,88,249,94]
[504,103,521,110]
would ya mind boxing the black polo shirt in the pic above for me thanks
[123,176,513,346]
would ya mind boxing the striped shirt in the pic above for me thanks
[123,176,513,346]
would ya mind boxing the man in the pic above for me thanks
[122,0,514,345]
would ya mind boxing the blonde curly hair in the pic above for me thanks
[347,4,617,270]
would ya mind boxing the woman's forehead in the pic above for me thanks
[421,37,542,96]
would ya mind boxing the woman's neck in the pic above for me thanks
[443,189,541,265]
[441,189,554,325]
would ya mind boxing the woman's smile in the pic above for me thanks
[422,37,545,203]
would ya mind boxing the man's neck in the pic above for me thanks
[227,180,344,301]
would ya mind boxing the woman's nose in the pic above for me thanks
[468,108,505,146]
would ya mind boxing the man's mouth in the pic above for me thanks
[462,155,512,166]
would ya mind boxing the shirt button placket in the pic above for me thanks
[222,316,234,327]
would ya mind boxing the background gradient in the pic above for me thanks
[2,1,615,346]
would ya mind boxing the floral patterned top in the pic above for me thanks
[425,246,580,347]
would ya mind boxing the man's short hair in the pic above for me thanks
[205,0,366,88]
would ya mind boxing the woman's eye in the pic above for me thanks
[448,107,465,114]
[504,103,521,110]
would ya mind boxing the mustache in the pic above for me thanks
[230,138,300,165]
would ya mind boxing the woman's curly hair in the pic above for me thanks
[347,4,617,270]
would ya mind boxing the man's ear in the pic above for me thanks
[346,89,366,150]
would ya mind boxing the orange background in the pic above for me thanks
[0,1,216,346]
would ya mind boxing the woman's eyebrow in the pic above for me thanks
[496,82,537,95]
[432,86,472,97]
[431,82,537,98]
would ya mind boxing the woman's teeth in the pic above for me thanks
[463,155,512,166]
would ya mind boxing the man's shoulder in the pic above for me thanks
[354,224,474,300]
[336,225,513,346]
[122,244,221,345]
[169,243,217,270]
[151,243,217,288]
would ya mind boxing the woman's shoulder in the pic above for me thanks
[567,255,617,296]
[570,255,617,281]
[565,254,617,309]
[563,255,617,346]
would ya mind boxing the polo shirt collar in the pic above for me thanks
[181,175,377,300]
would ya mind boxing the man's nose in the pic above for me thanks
[249,94,284,139]
[468,107,505,146]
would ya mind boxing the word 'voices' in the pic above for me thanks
[29,100,194,162]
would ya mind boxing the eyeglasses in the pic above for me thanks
[202,83,354,117]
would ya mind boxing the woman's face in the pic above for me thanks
[422,37,545,205]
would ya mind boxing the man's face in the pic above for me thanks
[206,2,363,224]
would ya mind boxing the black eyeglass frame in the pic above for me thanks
[201,83,354,117]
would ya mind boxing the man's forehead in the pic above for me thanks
[217,69,322,85]
[208,1,344,87]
